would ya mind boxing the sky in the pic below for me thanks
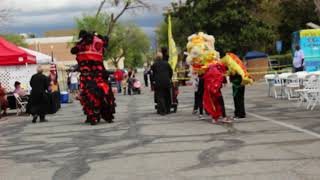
[1,0,177,42]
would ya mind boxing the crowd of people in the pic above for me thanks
[0,31,252,127]
[0,66,52,121]
[113,68,142,96]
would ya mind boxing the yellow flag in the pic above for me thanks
[168,15,178,71]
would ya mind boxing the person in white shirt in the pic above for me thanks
[293,45,305,72]
[69,71,80,97]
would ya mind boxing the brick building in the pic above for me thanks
[26,36,76,65]
[25,29,124,69]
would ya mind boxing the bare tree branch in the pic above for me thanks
[96,0,152,36]
[96,0,107,18]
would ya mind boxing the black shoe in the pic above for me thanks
[32,116,38,123]
[108,120,114,123]
[90,121,97,126]
[40,119,48,123]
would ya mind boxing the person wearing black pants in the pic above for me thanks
[218,95,227,118]
[197,75,205,119]
[230,74,246,119]
[151,48,173,116]
[143,67,150,87]
[29,66,50,123]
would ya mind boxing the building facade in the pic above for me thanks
[26,36,76,65]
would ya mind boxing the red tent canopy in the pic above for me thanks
[0,36,36,65]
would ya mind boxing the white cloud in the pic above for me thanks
[3,0,175,34]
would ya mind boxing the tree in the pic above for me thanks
[279,0,320,51]
[105,23,151,68]
[1,34,28,47]
[157,0,277,56]
[96,0,151,36]
[75,13,151,68]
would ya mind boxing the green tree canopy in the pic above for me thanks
[75,13,151,68]
[156,0,319,55]
[1,34,28,47]
[279,0,320,50]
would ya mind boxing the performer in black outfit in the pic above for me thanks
[230,74,246,119]
[30,66,50,123]
[151,49,173,115]
[71,30,116,125]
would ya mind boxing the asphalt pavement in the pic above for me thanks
[0,81,320,180]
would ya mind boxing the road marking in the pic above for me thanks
[225,105,320,139]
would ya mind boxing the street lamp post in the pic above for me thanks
[50,45,54,63]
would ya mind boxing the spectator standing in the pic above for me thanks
[29,66,50,123]
[127,73,134,96]
[69,70,80,98]
[293,45,305,72]
[143,67,150,87]
[122,75,128,95]
[114,68,124,94]
[151,48,173,115]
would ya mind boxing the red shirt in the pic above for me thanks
[114,70,124,81]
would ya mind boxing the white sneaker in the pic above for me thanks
[199,115,205,120]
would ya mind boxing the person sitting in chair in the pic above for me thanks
[14,81,29,101]
[0,82,8,118]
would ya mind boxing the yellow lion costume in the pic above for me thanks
[186,32,221,74]
[186,32,253,85]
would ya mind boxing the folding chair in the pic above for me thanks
[13,93,28,116]
[306,77,320,110]
[273,74,283,99]
[264,74,275,97]
[285,74,300,100]
[295,75,319,109]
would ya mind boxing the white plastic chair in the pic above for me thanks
[295,75,319,109]
[13,93,28,116]
[306,77,320,110]
[264,74,275,97]
[273,73,291,99]
[285,74,300,100]
[272,74,283,99]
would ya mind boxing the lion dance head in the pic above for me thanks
[186,32,220,74]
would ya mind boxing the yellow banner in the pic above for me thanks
[300,29,320,37]
[168,15,178,71]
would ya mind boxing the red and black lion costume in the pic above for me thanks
[71,30,116,125]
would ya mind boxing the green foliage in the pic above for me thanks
[279,0,320,50]
[156,0,319,55]
[156,0,277,56]
[269,53,293,66]
[75,13,151,68]
[75,13,110,35]
[1,34,28,47]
